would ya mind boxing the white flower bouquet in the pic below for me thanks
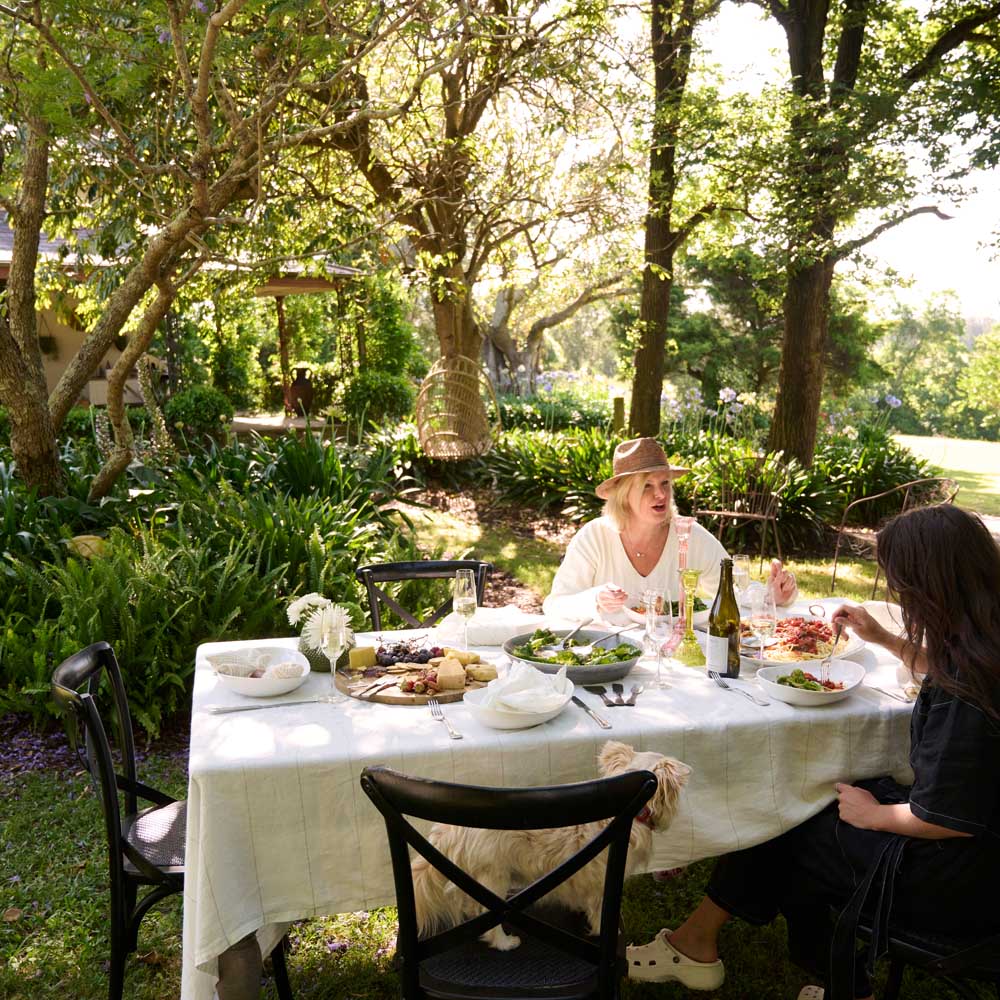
[287,593,356,672]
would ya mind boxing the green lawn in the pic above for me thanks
[896,434,1000,517]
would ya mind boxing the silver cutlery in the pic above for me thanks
[549,625,635,659]
[611,682,627,706]
[570,695,612,729]
[866,684,912,703]
[820,620,845,685]
[583,685,616,707]
[625,684,644,706]
[208,696,339,715]
[559,618,593,648]
[708,670,770,706]
[428,698,462,739]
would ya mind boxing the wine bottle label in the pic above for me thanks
[706,634,731,670]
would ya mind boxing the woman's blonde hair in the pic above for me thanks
[602,472,678,531]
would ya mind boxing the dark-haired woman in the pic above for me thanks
[627,504,1000,1000]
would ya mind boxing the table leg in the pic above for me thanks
[216,932,263,1000]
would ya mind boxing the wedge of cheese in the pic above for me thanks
[435,657,467,690]
[348,646,378,670]
[465,662,497,682]
[443,648,480,665]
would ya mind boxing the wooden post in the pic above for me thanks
[275,295,291,413]
[612,396,625,432]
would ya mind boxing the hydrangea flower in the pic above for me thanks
[719,387,737,403]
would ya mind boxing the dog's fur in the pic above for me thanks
[411,741,690,950]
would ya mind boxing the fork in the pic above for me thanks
[611,682,627,706]
[708,670,770,706]
[583,685,616,707]
[428,698,462,739]
[820,620,845,686]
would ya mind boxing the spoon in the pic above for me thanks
[549,624,636,659]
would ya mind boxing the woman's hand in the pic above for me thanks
[835,783,882,830]
[596,584,628,614]
[831,604,893,647]
[768,559,798,606]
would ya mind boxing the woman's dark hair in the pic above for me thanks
[877,504,1000,715]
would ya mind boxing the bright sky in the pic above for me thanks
[697,4,1000,321]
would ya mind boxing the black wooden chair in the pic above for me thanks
[360,764,657,1000]
[356,560,493,630]
[50,641,293,1000]
[829,478,960,597]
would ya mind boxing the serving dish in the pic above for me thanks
[207,649,311,698]
[502,629,643,684]
[463,684,574,730]
[756,659,866,707]
[738,616,864,667]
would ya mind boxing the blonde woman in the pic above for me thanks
[542,438,797,622]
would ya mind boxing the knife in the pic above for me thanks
[208,698,327,715]
[571,695,612,729]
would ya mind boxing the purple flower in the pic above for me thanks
[157,26,171,43]
[885,394,902,409]
[193,0,208,10]
[719,387,737,403]
[729,401,744,414]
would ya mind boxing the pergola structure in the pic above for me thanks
[253,262,363,413]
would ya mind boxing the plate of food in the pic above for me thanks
[756,659,866,706]
[207,649,311,697]
[738,616,863,665]
[502,628,642,684]
[624,595,710,627]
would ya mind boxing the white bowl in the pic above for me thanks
[756,659,866,707]
[463,684,574,730]
[207,649,311,698]
[624,603,710,628]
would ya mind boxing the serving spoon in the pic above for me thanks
[538,625,635,659]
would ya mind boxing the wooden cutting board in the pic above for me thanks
[334,670,486,705]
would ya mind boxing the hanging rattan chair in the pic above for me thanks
[415,355,501,460]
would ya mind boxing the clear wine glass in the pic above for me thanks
[732,555,751,607]
[644,588,679,689]
[320,609,350,704]
[748,584,777,663]
[453,569,477,651]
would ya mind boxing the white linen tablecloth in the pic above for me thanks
[181,599,913,1000]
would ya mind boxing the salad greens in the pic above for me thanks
[776,668,843,692]
[632,597,707,616]
[512,628,638,666]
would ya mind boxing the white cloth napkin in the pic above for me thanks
[480,662,572,713]
[435,604,558,647]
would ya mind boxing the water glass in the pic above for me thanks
[748,584,777,662]
[732,555,752,606]
[453,569,477,651]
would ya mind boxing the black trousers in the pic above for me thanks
[704,778,997,998]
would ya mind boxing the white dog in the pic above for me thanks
[412,741,691,950]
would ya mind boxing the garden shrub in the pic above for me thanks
[164,385,234,444]
[492,390,612,432]
[342,370,415,424]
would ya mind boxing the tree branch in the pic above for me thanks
[833,205,953,261]
[903,2,1000,86]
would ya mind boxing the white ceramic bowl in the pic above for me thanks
[756,659,866,707]
[463,684,574,730]
[207,649,311,698]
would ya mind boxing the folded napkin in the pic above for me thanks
[479,661,572,713]
[435,604,557,647]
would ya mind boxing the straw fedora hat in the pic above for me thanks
[595,438,689,499]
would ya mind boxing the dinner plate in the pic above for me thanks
[738,618,864,667]
[756,659,866,706]
[624,604,710,628]
[463,685,574,730]
[502,629,642,684]
[207,649,311,697]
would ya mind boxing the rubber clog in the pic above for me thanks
[626,928,725,989]
[797,988,824,1000]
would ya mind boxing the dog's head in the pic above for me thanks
[597,740,690,831]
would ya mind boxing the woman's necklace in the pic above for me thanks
[623,523,668,558]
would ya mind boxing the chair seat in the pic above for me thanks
[420,932,602,999]
[124,799,187,872]
[867,922,1000,978]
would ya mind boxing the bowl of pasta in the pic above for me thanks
[738,615,863,669]
[756,659,866,706]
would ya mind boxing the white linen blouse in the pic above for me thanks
[542,516,729,622]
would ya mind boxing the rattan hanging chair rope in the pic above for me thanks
[415,355,501,460]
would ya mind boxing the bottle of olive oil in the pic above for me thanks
[706,558,741,678]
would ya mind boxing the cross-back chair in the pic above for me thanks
[694,454,788,567]
[360,765,657,1000]
[356,560,493,631]
[49,641,293,1000]
[830,478,960,597]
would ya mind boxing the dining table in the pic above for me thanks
[181,598,916,1000]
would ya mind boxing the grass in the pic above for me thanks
[895,434,1000,517]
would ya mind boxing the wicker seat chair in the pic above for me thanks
[415,355,501,460]
[830,477,960,597]
[50,642,293,1000]
[360,764,657,1000]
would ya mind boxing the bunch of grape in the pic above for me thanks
[375,642,444,666]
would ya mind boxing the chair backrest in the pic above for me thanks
[360,765,657,999]
[838,477,960,531]
[355,560,492,630]
[718,454,787,520]
[50,642,165,884]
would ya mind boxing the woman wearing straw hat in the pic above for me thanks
[542,437,797,621]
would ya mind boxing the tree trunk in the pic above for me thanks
[767,257,835,464]
[631,241,674,437]
[430,263,480,359]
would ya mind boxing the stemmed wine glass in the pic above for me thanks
[732,555,752,608]
[644,588,681,689]
[453,569,477,651]
[748,583,777,663]
[319,606,350,703]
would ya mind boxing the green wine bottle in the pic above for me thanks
[706,558,741,678]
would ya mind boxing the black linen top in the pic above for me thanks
[908,676,1000,839]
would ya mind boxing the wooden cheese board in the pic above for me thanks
[334,669,487,705]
